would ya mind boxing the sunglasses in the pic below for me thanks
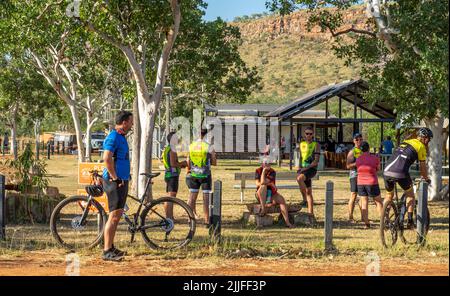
[305,133,313,135]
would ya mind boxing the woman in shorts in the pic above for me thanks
[356,141,383,228]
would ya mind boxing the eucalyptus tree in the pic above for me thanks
[267,0,449,200]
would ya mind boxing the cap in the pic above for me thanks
[353,132,362,139]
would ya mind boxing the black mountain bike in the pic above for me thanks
[380,179,430,248]
[50,171,196,251]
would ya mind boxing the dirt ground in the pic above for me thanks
[0,251,448,276]
[0,156,448,276]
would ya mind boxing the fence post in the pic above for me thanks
[47,142,51,160]
[209,180,222,241]
[417,180,429,246]
[0,175,6,240]
[324,180,334,250]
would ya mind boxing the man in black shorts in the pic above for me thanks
[296,127,320,224]
[346,132,363,222]
[101,111,133,261]
[186,129,217,224]
[162,131,187,219]
[383,128,433,228]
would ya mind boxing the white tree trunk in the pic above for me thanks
[34,120,41,160]
[10,103,18,160]
[131,97,141,197]
[68,104,86,163]
[85,115,93,162]
[424,115,445,201]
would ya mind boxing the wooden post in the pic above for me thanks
[0,175,5,240]
[289,119,293,170]
[209,180,222,241]
[278,119,282,167]
[338,97,343,143]
[240,177,245,203]
[47,142,51,160]
[324,181,334,250]
[417,181,429,246]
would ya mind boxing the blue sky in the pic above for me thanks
[203,0,269,22]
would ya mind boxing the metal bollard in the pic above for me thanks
[209,180,222,241]
[324,180,334,250]
[0,175,5,240]
[417,181,429,246]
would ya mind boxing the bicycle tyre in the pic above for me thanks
[140,197,196,250]
[50,195,107,250]
[380,200,399,248]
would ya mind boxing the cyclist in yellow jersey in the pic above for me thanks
[383,127,433,228]
[186,128,217,225]
[162,132,187,219]
[346,132,363,222]
[296,126,320,224]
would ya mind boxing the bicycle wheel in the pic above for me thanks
[140,197,196,250]
[400,205,430,245]
[50,196,106,250]
[380,200,399,248]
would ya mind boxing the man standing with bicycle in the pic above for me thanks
[102,110,133,261]
[383,128,433,229]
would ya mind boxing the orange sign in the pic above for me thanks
[77,189,109,213]
[78,162,106,185]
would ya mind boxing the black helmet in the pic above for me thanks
[418,127,433,139]
[85,185,104,197]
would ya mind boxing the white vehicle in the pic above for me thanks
[83,132,106,152]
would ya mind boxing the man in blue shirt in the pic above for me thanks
[382,136,394,154]
[102,110,133,261]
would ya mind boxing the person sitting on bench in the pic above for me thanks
[255,158,294,228]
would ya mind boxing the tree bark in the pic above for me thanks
[131,97,141,198]
[34,120,41,160]
[10,103,18,160]
[68,104,86,163]
[424,115,445,201]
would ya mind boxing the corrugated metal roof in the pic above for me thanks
[265,79,396,120]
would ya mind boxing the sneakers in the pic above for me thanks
[111,244,126,257]
[102,246,125,261]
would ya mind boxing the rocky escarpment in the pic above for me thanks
[232,6,370,42]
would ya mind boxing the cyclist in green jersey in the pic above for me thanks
[162,132,187,219]
[346,132,363,222]
[296,126,320,224]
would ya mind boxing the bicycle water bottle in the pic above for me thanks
[266,189,272,204]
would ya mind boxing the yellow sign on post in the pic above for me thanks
[78,162,106,185]
[78,162,109,213]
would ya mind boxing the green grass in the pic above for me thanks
[0,155,448,267]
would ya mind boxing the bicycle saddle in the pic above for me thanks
[140,172,161,179]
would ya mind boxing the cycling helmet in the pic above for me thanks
[418,127,433,139]
[85,185,104,197]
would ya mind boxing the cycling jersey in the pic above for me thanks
[300,141,318,168]
[162,145,180,179]
[383,138,427,179]
[349,146,362,179]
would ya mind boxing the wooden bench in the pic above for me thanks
[234,171,319,203]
